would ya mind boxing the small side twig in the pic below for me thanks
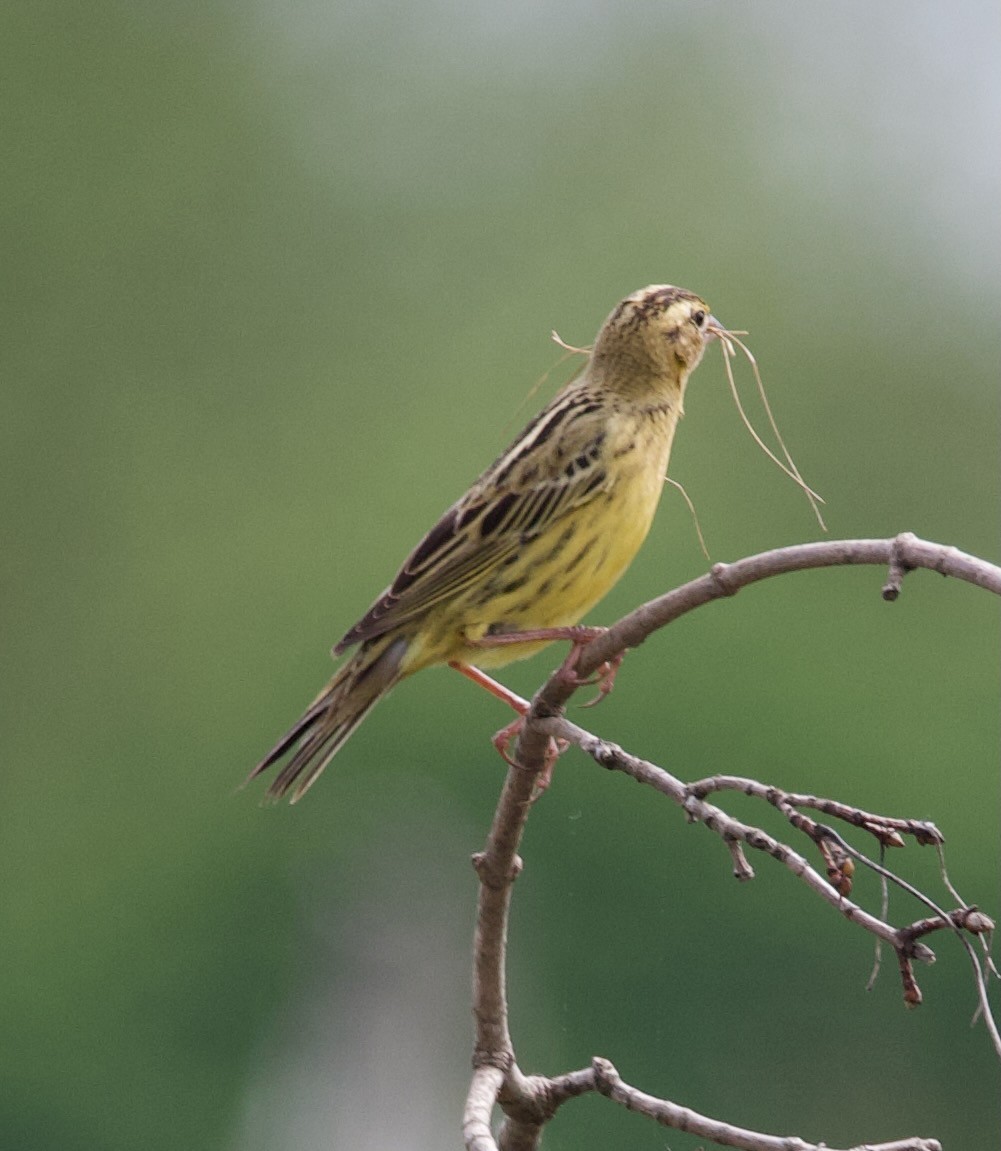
[688,774,943,850]
[537,719,949,970]
[882,530,918,600]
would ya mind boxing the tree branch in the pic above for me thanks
[536,716,953,967]
[589,1056,942,1151]
[465,534,999,1149]
[530,534,1001,714]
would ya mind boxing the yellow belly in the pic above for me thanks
[405,412,676,672]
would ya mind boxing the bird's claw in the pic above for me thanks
[577,651,625,708]
[492,716,567,793]
[473,625,625,789]
[551,630,624,708]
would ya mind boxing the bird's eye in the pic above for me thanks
[692,309,706,328]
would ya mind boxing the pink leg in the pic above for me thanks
[449,661,528,714]
[449,660,566,787]
[470,626,625,707]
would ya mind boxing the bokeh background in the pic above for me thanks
[2,2,998,1148]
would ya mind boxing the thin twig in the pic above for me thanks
[535,718,941,962]
[592,1056,941,1151]
[867,844,890,991]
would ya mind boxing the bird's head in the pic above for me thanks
[590,284,720,396]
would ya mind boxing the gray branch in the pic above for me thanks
[464,534,999,1150]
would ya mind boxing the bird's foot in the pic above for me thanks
[555,640,625,709]
[449,661,567,789]
[491,715,568,793]
[467,625,624,709]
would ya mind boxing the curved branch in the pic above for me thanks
[590,1057,942,1151]
[529,534,1001,719]
[466,534,999,1149]
[469,1056,944,1151]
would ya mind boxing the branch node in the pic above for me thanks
[590,737,625,770]
[472,1045,514,1073]
[709,561,739,597]
[894,927,937,965]
[472,850,523,887]
[590,1056,619,1095]
[817,835,856,897]
[898,951,924,1008]
[882,531,918,601]
[962,908,995,935]
[899,907,995,947]
[912,941,937,964]
[911,821,945,847]
[726,837,755,881]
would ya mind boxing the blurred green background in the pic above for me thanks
[2,1,998,1148]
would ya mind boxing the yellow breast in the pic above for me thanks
[413,407,679,671]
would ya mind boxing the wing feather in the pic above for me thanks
[334,387,611,653]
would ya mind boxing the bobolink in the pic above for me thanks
[249,285,720,800]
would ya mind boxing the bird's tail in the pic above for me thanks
[246,633,408,802]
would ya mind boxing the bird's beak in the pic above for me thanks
[704,315,724,343]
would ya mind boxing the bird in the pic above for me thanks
[248,284,721,801]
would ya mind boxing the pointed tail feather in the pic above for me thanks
[246,634,408,802]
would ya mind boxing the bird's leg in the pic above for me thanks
[448,661,566,788]
[448,660,529,714]
[469,626,625,708]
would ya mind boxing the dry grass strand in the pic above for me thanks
[710,323,828,531]
[664,476,711,561]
